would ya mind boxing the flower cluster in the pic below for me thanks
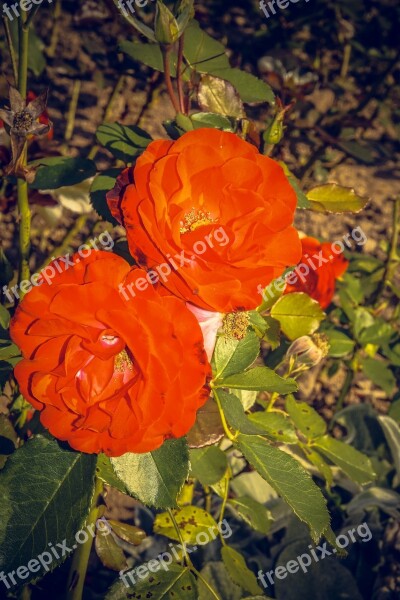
[11,129,342,456]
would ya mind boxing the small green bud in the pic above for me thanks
[155,1,180,44]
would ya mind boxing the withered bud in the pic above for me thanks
[287,334,329,367]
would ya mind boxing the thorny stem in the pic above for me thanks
[161,45,180,114]
[66,477,104,600]
[17,13,31,290]
[177,34,186,113]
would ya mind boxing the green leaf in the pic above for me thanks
[221,546,263,595]
[378,416,400,483]
[324,330,355,358]
[214,330,260,379]
[190,112,233,131]
[228,496,272,535]
[262,316,281,349]
[119,41,178,75]
[106,564,197,600]
[271,293,325,340]
[90,169,120,225]
[189,446,228,485]
[0,306,10,329]
[96,454,127,494]
[198,75,245,118]
[210,68,275,104]
[0,436,96,582]
[215,366,297,394]
[360,357,396,395]
[96,123,152,163]
[289,176,311,209]
[108,520,146,546]
[306,184,369,213]
[236,435,330,542]
[248,411,298,444]
[95,528,127,571]
[154,506,218,544]
[358,320,396,346]
[216,389,265,435]
[305,448,333,488]
[312,435,376,485]
[111,438,189,508]
[183,20,230,73]
[29,157,97,190]
[286,395,327,440]
[389,400,400,423]
[198,562,242,600]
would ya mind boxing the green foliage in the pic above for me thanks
[154,506,218,544]
[106,564,197,600]
[221,546,263,595]
[189,446,228,485]
[214,330,260,380]
[29,157,97,190]
[0,436,96,583]
[270,293,325,340]
[95,123,152,163]
[227,496,272,534]
[214,366,297,393]
[110,438,189,508]
[90,169,121,225]
[306,184,369,213]
[236,435,330,542]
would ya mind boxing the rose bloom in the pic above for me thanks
[107,129,301,313]
[284,236,349,308]
[10,252,210,456]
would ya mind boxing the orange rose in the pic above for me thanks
[284,236,349,308]
[10,252,210,456]
[107,129,301,312]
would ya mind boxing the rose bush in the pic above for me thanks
[10,251,210,456]
[284,236,349,308]
[106,128,302,313]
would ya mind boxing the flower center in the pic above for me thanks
[180,208,217,234]
[114,349,134,373]
[13,110,34,133]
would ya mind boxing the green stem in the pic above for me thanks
[212,387,235,442]
[64,80,82,142]
[373,197,400,306]
[66,478,104,600]
[167,508,191,567]
[17,15,30,290]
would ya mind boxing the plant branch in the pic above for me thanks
[17,14,30,290]
[177,34,186,113]
[161,45,180,114]
[212,387,235,442]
